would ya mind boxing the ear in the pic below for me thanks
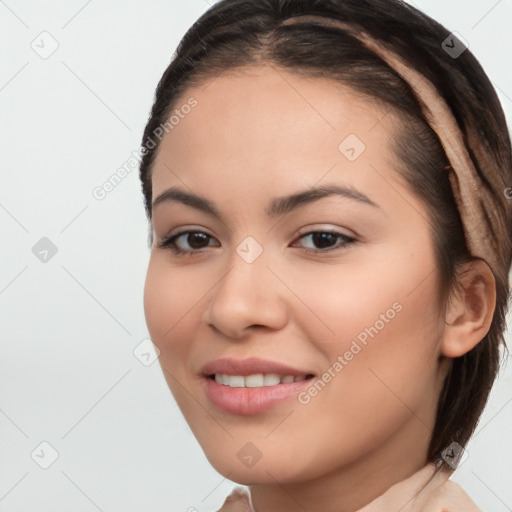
[441,259,496,358]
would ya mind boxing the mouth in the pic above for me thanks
[206,373,315,388]
[201,372,316,415]
[199,357,317,415]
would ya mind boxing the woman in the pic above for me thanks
[138,0,512,510]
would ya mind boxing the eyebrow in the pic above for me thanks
[151,184,380,221]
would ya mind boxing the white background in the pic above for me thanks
[0,1,511,510]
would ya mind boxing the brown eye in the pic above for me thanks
[293,230,356,253]
[159,230,218,254]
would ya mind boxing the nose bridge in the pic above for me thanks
[206,235,287,335]
[216,235,271,304]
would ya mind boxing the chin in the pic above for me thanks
[201,442,314,485]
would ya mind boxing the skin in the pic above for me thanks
[143,64,495,512]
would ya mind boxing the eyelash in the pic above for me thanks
[158,229,357,256]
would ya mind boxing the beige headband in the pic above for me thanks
[281,15,504,278]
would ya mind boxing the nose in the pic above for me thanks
[202,248,289,339]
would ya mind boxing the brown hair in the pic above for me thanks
[138,0,512,464]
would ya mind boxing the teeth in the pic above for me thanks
[229,375,245,387]
[213,373,308,388]
[263,374,281,386]
[245,374,264,387]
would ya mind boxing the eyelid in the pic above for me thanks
[291,228,357,253]
[158,225,358,256]
[158,227,218,250]
[163,225,215,239]
[158,224,354,244]
[294,224,357,239]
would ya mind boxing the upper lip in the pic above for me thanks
[200,357,315,377]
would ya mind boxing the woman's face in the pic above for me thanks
[143,64,449,484]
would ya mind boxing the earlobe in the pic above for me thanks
[441,259,496,358]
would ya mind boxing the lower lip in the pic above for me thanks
[202,376,314,415]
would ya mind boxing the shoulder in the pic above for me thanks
[357,463,483,512]
[215,486,252,512]
[421,477,483,512]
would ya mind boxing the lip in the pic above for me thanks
[200,357,315,415]
[200,357,313,378]
[202,377,313,415]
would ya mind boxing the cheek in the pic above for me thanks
[143,257,204,415]
[287,247,443,360]
[285,253,443,426]
[285,259,443,460]
[143,256,200,393]
[143,263,170,344]
[143,255,201,343]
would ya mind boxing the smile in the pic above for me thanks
[202,374,315,415]
[211,373,312,387]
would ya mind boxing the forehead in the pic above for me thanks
[151,63,401,200]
